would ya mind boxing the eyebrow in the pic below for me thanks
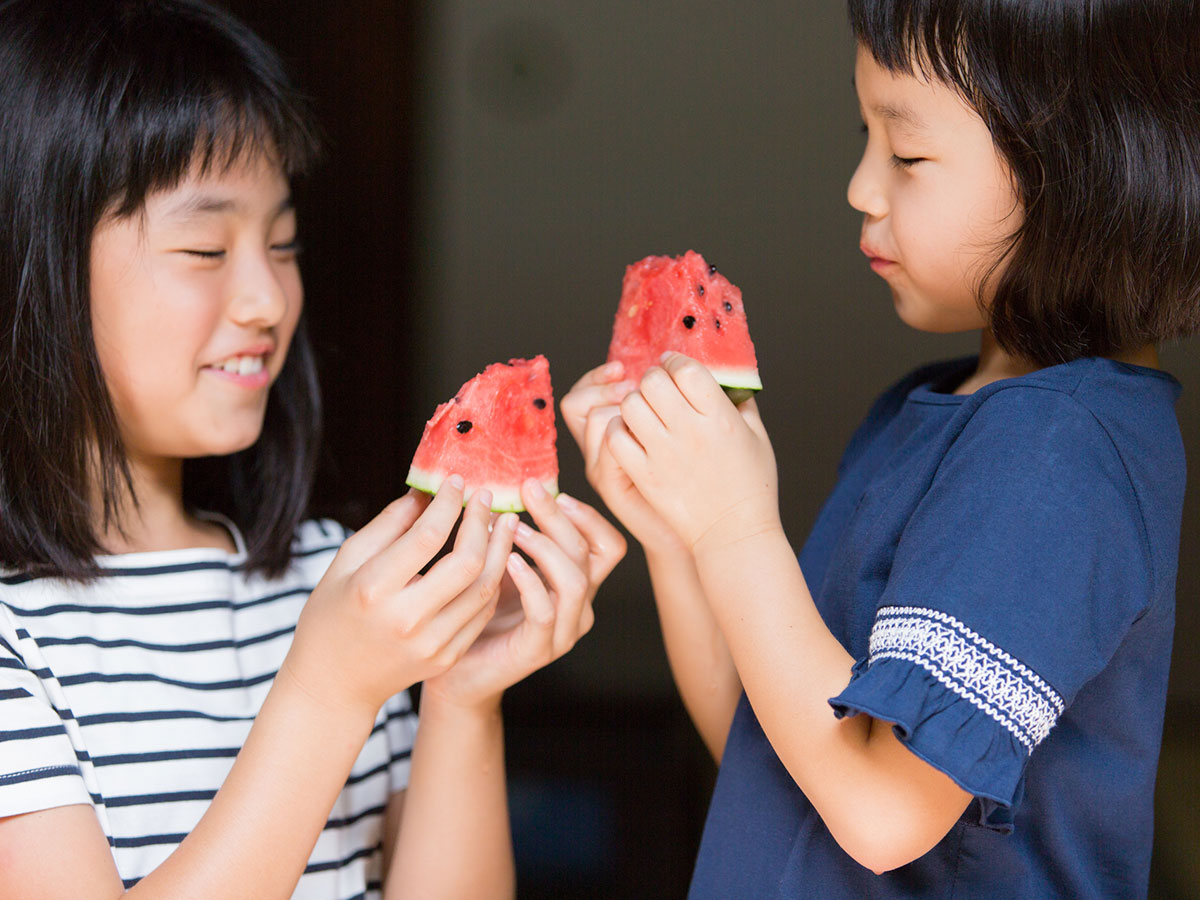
[162,192,295,222]
[871,102,929,134]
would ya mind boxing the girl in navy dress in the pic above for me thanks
[564,0,1197,897]
[0,1,624,897]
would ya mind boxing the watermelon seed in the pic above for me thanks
[697,284,705,296]
[533,398,547,409]
[715,318,721,329]
[708,263,717,275]
[682,315,696,329]
[724,301,733,312]
[456,420,473,433]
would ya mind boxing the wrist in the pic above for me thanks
[418,680,505,722]
[275,653,382,727]
[690,501,784,560]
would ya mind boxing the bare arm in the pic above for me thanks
[560,363,740,760]
[0,485,514,900]
[610,356,972,873]
[383,480,625,900]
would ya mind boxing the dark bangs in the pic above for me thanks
[0,0,322,580]
[849,0,1200,366]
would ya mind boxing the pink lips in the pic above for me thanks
[203,341,275,389]
[860,243,898,274]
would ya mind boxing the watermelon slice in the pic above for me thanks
[405,356,558,513]
[607,251,761,404]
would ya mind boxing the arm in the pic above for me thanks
[608,355,971,873]
[384,480,626,899]
[561,364,741,760]
[0,483,514,900]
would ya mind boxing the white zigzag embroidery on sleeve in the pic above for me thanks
[868,606,1064,753]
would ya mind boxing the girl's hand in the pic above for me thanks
[608,353,782,554]
[560,361,688,556]
[280,480,516,719]
[420,479,626,713]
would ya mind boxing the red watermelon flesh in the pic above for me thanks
[406,356,558,513]
[607,251,761,402]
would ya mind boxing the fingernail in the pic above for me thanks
[447,474,465,490]
[506,551,526,571]
[498,512,518,531]
[476,489,493,508]
[525,478,546,499]
[556,492,580,511]
[516,521,535,540]
[660,351,673,363]
[603,361,623,378]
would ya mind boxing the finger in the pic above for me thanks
[417,488,497,602]
[553,493,627,586]
[735,394,770,439]
[333,490,430,573]
[619,388,667,446]
[637,363,695,430]
[506,551,555,629]
[561,362,634,448]
[659,351,727,413]
[395,506,515,646]
[353,477,466,592]
[582,405,621,471]
[521,479,589,568]
[604,414,648,479]
[513,522,589,652]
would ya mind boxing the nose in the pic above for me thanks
[847,149,887,219]
[228,249,293,328]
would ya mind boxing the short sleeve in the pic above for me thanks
[0,609,93,818]
[383,689,419,794]
[829,386,1152,828]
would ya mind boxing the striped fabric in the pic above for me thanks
[0,518,417,899]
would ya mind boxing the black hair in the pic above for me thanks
[0,0,322,579]
[849,0,1200,366]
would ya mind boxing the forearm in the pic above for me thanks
[385,695,514,900]
[644,545,741,762]
[127,665,379,900]
[694,526,970,871]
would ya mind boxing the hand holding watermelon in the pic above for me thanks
[421,478,626,712]
[609,352,782,556]
[282,482,518,718]
[560,360,689,556]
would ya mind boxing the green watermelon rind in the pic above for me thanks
[707,366,763,392]
[405,467,560,514]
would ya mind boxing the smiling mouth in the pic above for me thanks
[209,354,266,376]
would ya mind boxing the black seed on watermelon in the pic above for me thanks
[715,318,721,329]
[697,284,705,296]
[533,398,547,409]
[724,301,733,311]
[708,263,718,275]
[682,315,696,329]
[456,420,473,433]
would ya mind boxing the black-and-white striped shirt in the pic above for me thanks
[0,518,417,899]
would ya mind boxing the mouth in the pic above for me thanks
[203,348,273,387]
[861,243,898,274]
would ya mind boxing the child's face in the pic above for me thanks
[848,45,1021,334]
[89,153,302,468]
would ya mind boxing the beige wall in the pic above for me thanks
[410,2,1199,701]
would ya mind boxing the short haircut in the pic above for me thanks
[0,0,322,579]
[849,0,1200,366]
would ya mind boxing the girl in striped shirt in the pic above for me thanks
[0,1,625,898]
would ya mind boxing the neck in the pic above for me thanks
[90,452,234,555]
[955,331,1161,395]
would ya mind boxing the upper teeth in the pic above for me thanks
[217,355,265,375]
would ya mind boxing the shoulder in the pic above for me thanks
[838,357,976,475]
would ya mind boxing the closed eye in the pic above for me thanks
[890,155,924,169]
[182,249,225,259]
[271,239,302,257]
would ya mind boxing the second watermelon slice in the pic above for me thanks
[607,251,761,403]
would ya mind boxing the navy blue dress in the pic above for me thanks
[688,357,1185,900]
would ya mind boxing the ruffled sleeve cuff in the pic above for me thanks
[830,655,1030,832]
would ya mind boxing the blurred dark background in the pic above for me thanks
[220,2,1199,897]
